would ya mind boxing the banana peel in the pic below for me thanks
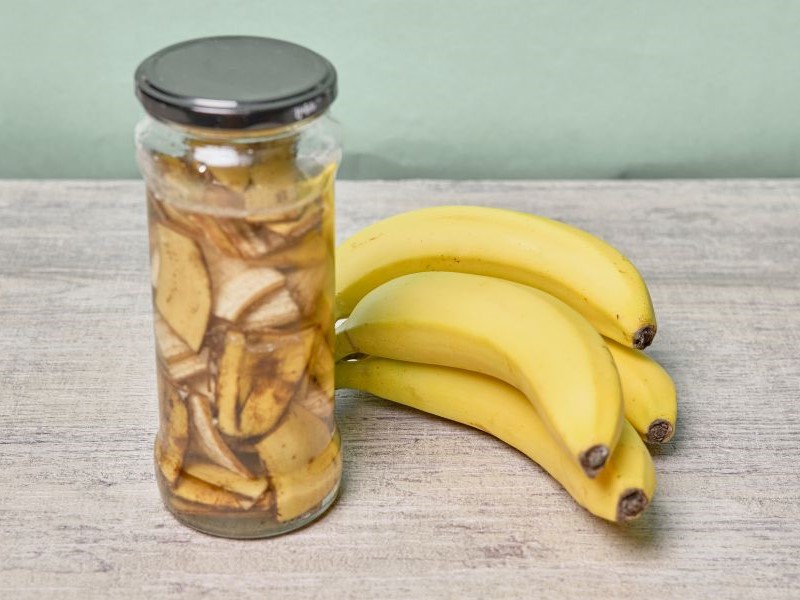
[150,249,160,288]
[254,403,332,476]
[238,328,316,437]
[173,474,255,510]
[257,231,328,269]
[183,460,268,500]
[187,394,252,477]
[240,287,301,330]
[213,267,285,322]
[270,434,341,523]
[217,218,287,259]
[310,332,334,396]
[267,204,322,240]
[286,264,326,315]
[153,314,194,364]
[245,156,299,218]
[155,390,189,486]
[154,224,211,352]
[164,347,209,382]
[216,330,247,436]
[208,165,251,192]
[297,380,334,431]
[190,214,242,257]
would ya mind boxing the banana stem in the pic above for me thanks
[646,419,674,444]
[617,489,650,521]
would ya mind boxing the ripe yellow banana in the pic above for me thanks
[335,271,623,477]
[335,205,657,349]
[606,339,677,444]
[335,357,655,523]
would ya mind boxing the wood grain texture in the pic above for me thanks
[1,179,799,599]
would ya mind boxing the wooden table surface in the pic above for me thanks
[1,180,799,599]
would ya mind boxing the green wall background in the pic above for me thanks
[2,1,800,179]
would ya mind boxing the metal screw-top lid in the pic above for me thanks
[135,36,337,130]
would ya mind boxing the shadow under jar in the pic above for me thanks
[134,36,342,538]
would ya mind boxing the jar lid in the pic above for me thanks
[135,36,337,130]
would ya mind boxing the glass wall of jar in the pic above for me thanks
[135,37,342,538]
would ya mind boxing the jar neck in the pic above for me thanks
[151,113,325,144]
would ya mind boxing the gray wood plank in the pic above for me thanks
[1,179,799,599]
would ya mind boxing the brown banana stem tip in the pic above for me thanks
[579,445,609,478]
[617,489,649,522]
[632,325,656,350]
[646,419,674,444]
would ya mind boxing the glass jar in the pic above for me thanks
[134,36,342,538]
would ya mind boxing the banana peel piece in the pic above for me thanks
[270,435,341,523]
[165,347,209,382]
[310,333,335,397]
[216,330,247,436]
[154,314,194,364]
[154,224,211,352]
[238,328,316,437]
[173,474,255,510]
[297,380,334,430]
[217,218,286,259]
[187,394,252,477]
[213,267,285,322]
[257,231,328,269]
[208,165,251,192]
[155,390,189,486]
[150,249,160,288]
[254,404,333,476]
[286,264,327,316]
[240,287,301,330]
[267,204,322,240]
[245,157,299,218]
[190,214,242,257]
[183,460,268,500]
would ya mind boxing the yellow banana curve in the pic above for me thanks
[335,205,657,349]
[606,338,677,444]
[335,357,655,523]
[335,271,624,478]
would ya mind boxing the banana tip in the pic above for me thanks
[579,445,609,478]
[632,325,656,349]
[646,419,674,444]
[617,489,649,522]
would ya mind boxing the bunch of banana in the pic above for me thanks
[334,205,677,523]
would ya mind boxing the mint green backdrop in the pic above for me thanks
[1,1,799,179]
